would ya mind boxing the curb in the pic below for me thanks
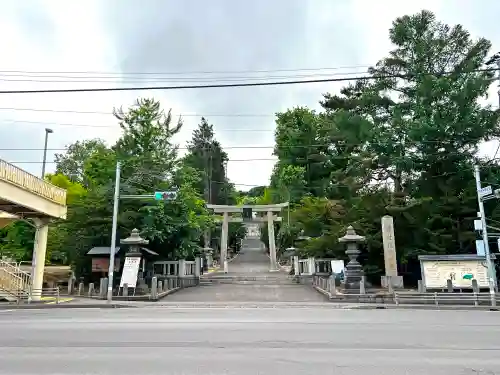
[343,304,500,311]
[0,303,133,310]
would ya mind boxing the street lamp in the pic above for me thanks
[41,128,53,178]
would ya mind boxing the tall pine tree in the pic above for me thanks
[184,117,232,205]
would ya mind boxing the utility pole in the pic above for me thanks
[107,161,121,303]
[474,164,497,307]
[41,128,53,178]
[203,144,211,249]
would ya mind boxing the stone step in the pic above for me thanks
[203,275,291,280]
[199,280,297,286]
[200,275,297,285]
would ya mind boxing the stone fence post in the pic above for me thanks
[178,259,186,278]
[293,256,299,276]
[307,257,315,275]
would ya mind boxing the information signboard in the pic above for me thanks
[119,256,141,288]
[421,259,489,289]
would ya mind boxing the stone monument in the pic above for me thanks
[203,247,213,269]
[339,225,365,294]
[380,215,404,289]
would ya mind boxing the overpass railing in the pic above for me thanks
[0,159,67,205]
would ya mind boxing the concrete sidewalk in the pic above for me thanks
[0,297,131,310]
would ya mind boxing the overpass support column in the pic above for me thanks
[31,218,50,302]
[267,210,278,272]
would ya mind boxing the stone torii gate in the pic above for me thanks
[206,203,288,273]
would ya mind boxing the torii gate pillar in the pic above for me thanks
[267,210,277,271]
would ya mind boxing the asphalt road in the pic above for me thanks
[1,307,499,374]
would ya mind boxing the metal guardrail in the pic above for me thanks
[311,275,500,308]
[6,287,62,305]
[327,292,500,306]
[0,260,31,298]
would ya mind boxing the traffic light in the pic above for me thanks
[154,191,177,201]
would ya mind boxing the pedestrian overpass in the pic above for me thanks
[0,159,67,301]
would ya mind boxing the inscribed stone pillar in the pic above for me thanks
[381,215,398,276]
[381,215,404,288]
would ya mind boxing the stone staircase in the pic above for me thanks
[200,274,296,286]
[0,260,31,302]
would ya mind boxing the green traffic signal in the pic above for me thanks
[154,191,177,200]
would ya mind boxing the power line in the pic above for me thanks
[6,150,500,166]
[0,67,496,95]
[0,71,365,84]
[5,158,278,164]
[0,75,372,94]
[0,118,277,130]
[0,106,276,117]
[1,138,498,152]
[0,65,370,76]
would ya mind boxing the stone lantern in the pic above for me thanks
[339,225,365,293]
[203,247,214,270]
[121,228,149,256]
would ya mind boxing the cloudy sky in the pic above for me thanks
[0,0,499,191]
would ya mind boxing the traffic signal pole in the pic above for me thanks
[106,160,177,303]
[107,161,121,303]
[474,164,497,307]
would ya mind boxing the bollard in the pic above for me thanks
[194,258,201,278]
[102,278,109,299]
[100,278,109,299]
[359,276,366,295]
[472,279,479,307]
[56,287,60,304]
[388,281,394,295]
[293,256,299,276]
[329,275,337,296]
[123,283,128,297]
[88,283,94,297]
[99,278,106,299]
[394,292,399,305]
[67,277,74,295]
[447,279,453,293]
[150,277,158,300]
[78,282,84,296]
[417,280,425,293]
[158,281,163,293]
[434,292,438,307]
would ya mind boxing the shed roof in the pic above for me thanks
[86,246,158,256]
